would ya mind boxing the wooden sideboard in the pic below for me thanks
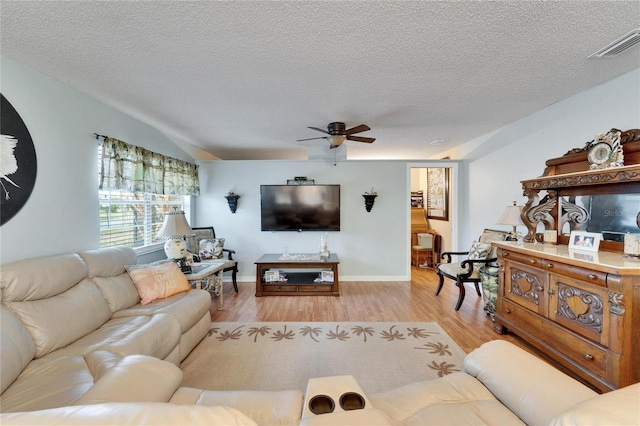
[493,241,640,392]
[495,129,640,392]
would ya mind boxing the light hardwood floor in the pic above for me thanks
[209,266,522,353]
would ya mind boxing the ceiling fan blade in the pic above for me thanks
[308,126,330,134]
[347,135,375,143]
[297,136,328,142]
[344,124,371,135]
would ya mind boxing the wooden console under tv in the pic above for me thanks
[255,253,340,297]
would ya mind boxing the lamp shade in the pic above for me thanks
[497,202,525,241]
[156,210,195,239]
[497,203,525,227]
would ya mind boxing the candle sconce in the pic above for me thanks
[362,188,378,212]
[224,192,241,213]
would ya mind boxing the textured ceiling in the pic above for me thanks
[1,1,639,160]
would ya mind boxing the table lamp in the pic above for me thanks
[156,209,195,260]
[497,201,525,241]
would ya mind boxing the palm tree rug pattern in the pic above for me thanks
[180,322,467,394]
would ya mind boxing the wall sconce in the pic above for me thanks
[362,188,378,212]
[224,192,240,213]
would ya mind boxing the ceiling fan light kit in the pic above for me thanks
[327,134,346,148]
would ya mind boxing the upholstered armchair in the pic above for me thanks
[187,227,239,292]
[435,229,509,311]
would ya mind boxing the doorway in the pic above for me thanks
[408,165,456,278]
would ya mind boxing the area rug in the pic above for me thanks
[180,322,467,394]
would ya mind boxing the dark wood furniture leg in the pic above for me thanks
[454,278,466,311]
[435,274,445,296]
[231,265,238,293]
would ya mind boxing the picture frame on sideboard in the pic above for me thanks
[568,231,601,252]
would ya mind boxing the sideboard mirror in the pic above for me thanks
[558,194,640,241]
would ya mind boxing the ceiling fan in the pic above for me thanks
[297,122,376,149]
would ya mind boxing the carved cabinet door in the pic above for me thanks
[503,261,548,316]
[547,273,609,347]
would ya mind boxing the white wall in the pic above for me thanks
[2,53,637,276]
[446,68,640,248]
[196,160,411,281]
[0,55,456,278]
[0,55,195,264]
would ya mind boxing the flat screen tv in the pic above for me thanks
[260,185,340,232]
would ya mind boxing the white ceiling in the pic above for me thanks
[1,1,639,160]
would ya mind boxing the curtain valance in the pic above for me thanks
[99,137,200,196]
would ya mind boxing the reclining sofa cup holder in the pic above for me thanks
[308,391,366,415]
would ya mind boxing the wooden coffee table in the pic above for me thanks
[255,253,339,297]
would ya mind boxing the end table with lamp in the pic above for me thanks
[156,208,195,272]
[156,209,233,309]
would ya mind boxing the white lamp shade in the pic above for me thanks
[156,210,194,239]
[497,204,525,227]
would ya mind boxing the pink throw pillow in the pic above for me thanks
[126,260,192,305]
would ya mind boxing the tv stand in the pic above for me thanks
[255,253,340,296]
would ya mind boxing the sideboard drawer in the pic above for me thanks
[263,284,298,293]
[500,299,607,379]
[499,249,540,267]
[298,285,333,293]
[542,260,607,287]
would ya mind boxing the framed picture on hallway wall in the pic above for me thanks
[427,168,449,221]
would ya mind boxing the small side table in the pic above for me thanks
[184,259,234,310]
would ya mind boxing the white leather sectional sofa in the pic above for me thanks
[1,246,303,425]
[0,246,213,412]
[1,247,639,425]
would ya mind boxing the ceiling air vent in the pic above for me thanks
[588,29,640,58]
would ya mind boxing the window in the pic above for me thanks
[97,137,197,250]
[99,190,189,249]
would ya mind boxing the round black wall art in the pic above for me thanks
[1,94,38,226]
